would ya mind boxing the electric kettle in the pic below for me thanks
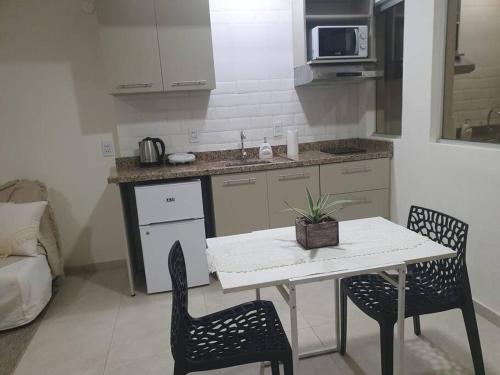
[139,137,166,166]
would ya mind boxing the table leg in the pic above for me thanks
[289,282,299,374]
[334,279,340,349]
[125,256,135,297]
[396,265,407,375]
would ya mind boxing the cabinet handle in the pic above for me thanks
[223,178,257,186]
[171,80,207,87]
[344,199,371,207]
[342,167,372,175]
[116,83,153,90]
[278,173,310,181]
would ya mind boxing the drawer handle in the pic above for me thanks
[116,83,153,89]
[278,173,310,181]
[345,199,371,207]
[172,80,207,87]
[223,178,257,186]
[342,167,372,175]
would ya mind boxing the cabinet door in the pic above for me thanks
[267,166,320,229]
[97,0,164,94]
[320,159,390,195]
[155,0,216,91]
[331,189,390,221]
[211,172,269,236]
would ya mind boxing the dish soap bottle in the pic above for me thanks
[259,137,273,160]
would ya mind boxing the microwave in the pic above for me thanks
[310,25,369,60]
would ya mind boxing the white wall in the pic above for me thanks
[116,0,366,157]
[387,0,500,314]
[0,0,127,267]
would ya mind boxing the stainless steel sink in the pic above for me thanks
[224,159,272,167]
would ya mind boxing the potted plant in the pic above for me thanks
[285,188,353,250]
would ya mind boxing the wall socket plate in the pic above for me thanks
[101,141,115,157]
[273,120,283,138]
[189,129,199,143]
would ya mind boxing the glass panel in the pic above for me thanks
[442,0,500,144]
[375,1,404,136]
[319,28,357,57]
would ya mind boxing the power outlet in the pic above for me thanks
[189,128,199,143]
[273,120,283,138]
[101,141,115,157]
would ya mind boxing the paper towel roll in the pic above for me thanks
[287,130,299,157]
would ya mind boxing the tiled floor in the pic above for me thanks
[14,268,500,375]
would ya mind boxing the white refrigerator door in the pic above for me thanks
[140,219,209,294]
[135,180,204,225]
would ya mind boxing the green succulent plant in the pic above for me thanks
[285,187,354,225]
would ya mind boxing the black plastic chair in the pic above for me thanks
[168,241,293,375]
[340,206,485,375]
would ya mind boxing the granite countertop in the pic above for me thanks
[108,138,393,184]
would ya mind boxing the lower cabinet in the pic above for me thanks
[320,159,391,221]
[211,158,391,237]
[330,189,390,221]
[211,171,269,236]
[267,166,320,229]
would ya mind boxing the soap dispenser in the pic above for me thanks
[259,137,273,160]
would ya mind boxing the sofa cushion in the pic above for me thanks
[0,202,47,257]
[0,254,52,330]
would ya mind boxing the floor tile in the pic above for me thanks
[14,268,500,375]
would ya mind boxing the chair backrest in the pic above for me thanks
[168,241,190,360]
[407,205,469,293]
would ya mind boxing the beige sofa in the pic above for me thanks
[0,180,63,330]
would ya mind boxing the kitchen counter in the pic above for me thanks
[108,138,393,184]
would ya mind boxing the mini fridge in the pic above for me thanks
[135,180,209,294]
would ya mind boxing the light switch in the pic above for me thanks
[189,129,199,143]
[273,120,283,138]
[101,141,115,157]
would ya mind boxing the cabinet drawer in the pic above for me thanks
[267,166,320,229]
[211,172,269,236]
[135,180,204,225]
[332,189,390,221]
[320,159,390,195]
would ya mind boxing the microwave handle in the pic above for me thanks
[354,28,360,56]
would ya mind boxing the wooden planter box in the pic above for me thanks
[295,217,339,250]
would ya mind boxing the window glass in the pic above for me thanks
[443,0,500,144]
[375,1,404,136]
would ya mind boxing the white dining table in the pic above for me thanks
[206,217,456,375]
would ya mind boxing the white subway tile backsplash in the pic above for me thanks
[258,79,284,92]
[259,103,283,116]
[115,0,365,156]
[236,80,260,93]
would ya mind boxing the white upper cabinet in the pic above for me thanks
[97,0,164,94]
[97,0,216,94]
[155,0,216,91]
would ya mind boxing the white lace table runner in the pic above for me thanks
[207,218,434,273]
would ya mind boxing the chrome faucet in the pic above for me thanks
[487,106,500,126]
[240,130,247,161]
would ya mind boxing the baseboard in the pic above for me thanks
[65,259,126,275]
[474,299,500,328]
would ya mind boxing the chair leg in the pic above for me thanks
[283,353,293,375]
[413,315,421,336]
[271,360,280,375]
[461,301,485,375]
[173,362,187,375]
[379,322,394,375]
[340,283,348,355]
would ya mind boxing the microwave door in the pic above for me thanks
[319,28,358,58]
